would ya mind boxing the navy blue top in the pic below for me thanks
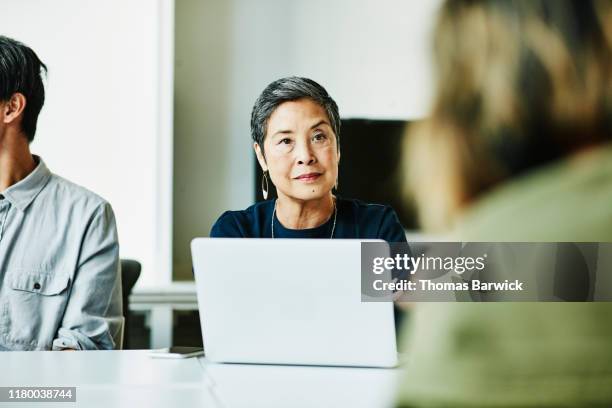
[210,197,407,242]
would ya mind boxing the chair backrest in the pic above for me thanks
[121,259,141,349]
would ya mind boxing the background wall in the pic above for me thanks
[1,0,174,287]
[0,0,442,283]
[173,0,442,279]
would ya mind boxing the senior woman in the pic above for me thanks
[211,76,406,242]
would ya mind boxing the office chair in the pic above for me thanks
[121,259,142,349]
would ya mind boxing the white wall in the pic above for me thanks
[173,0,441,279]
[1,0,174,287]
[1,0,442,283]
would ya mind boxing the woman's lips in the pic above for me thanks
[294,173,322,182]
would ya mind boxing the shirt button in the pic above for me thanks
[33,282,41,290]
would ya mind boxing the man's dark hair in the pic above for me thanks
[0,35,47,142]
[250,77,341,155]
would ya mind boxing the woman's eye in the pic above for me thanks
[313,133,326,142]
[279,138,292,145]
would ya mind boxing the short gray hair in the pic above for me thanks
[250,77,341,154]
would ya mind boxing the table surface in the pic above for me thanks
[0,351,401,408]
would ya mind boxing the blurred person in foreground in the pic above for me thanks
[397,0,612,406]
[0,36,122,351]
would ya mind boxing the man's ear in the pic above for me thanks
[2,93,26,125]
[254,143,268,172]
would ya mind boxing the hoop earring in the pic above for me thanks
[262,171,270,200]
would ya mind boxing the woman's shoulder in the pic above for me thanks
[338,197,396,217]
[337,197,406,242]
[210,200,274,237]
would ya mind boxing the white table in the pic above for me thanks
[201,360,401,408]
[0,351,215,407]
[0,351,401,408]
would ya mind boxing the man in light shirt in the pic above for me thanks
[0,35,122,350]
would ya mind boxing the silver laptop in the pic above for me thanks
[191,238,398,368]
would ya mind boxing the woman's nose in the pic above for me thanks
[295,140,315,165]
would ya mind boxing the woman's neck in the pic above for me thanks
[275,193,335,230]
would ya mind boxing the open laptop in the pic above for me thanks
[191,238,398,368]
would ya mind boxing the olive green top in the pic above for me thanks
[396,144,612,407]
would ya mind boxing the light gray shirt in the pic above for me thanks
[0,157,122,351]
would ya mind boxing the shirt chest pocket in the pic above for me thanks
[1,271,71,349]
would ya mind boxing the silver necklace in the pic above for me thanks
[271,199,337,238]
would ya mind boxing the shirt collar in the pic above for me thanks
[2,156,52,212]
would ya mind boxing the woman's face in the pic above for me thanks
[255,98,340,203]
